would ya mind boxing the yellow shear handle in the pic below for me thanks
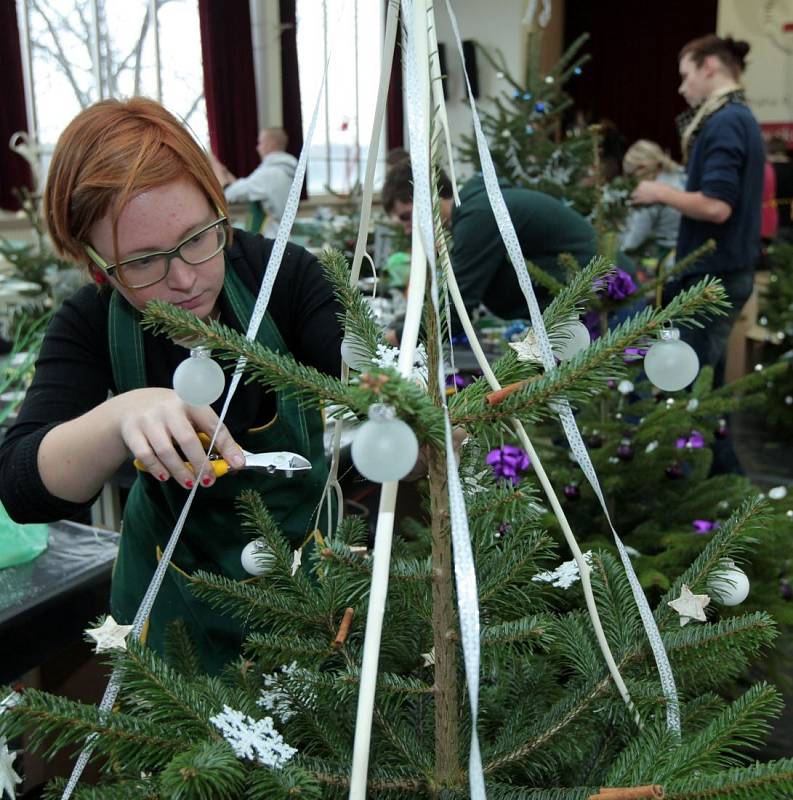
[132,432,232,478]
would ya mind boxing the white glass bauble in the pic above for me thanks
[240,540,276,576]
[173,347,225,406]
[708,561,750,606]
[340,334,372,371]
[644,328,699,392]
[553,319,591,361]
[351,404,419,483]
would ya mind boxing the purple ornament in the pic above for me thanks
[623,346,647,364]
[779,578,793,601]
[617,440,634,461]
[486,445,531,486]
[564,483,580,500]
[676,430,705,449]
[692,519,718,534]
[714,419,728,439]
[606,379,617,389]
[496,522,511,540]
[665,462,684,479]
[587,433,604,449]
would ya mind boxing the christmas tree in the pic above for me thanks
[3,245,793,799]
[3,6,793,799]
[456,34,631,231]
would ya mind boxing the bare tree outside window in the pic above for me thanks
[17,0,208,180]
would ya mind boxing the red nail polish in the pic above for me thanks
[185,479,194,488]
[202,476,212,486]
[158,473,167,482]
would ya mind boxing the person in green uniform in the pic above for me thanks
[0,98,343,674]
[381,161,599,327]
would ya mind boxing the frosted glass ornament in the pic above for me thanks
[340,334,372,371]
[553,319,591,361]
[708,560,750,606]
[351,404,419,483]
[240,540,276,576]
[173,347,225,406]
[644,328,699,392]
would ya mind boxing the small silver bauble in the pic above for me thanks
[173,347,225,406]
[708,560,750,606]
[240,540,276,576]
[644,328,699,392]
[351,404,419,483]
[340,334,372,371]
[553,319,591,361]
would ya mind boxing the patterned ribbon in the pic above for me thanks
[402,1,486,795]
[443,0,680,735]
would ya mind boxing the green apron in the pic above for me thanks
[108,263,328,674]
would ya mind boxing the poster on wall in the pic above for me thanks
[718,0,793,145]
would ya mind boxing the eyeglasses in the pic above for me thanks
[84,217,228,289]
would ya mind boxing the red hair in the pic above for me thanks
[43,97,230,268]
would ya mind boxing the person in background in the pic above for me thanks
[632,35,764,387]
[767,135,793,242]
[621,139,685,261]
[0,99,343,673]
[210,128,297,238]
[381,161,600,330]
[761,148,778,246]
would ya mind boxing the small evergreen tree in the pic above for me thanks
[3,249,793,799]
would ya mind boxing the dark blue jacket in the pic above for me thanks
[677,102,764,275]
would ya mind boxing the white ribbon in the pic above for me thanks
[404,1,486,795]
[443,0,680,734]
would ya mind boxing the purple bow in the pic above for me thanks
[594,268,637,301]
[692,519,719,534]
[676,430,705,449]
[486,445,531,486]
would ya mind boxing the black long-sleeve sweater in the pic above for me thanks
[0,229,343,523]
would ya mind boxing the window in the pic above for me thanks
[16,0,208,182]
[295,0,387,197]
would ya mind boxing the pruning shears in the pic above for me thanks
[133,432,312,479]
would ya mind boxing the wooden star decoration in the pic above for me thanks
[668,584,711,626]
[508,330,543,363]
[0,737,21,800]
[85,616,134,653]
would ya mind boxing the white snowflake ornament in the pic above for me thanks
[0,738,21,800]
[86,616,134,653]
[668,584,710,626]
[210,705,296,768]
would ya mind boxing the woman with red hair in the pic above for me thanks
[0,97,343,672]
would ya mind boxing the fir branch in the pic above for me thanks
[112,641,223,736]
[244,632,339,664]
[450,278,728,426]
[656,497,767,626]
[663,758,793,799]
[158,740,247,799]
[542,255,615,330]
[141,302,445,443]
[481,615,553,650]
[1,688,184,770]
[318,246,386,358]
[43,778,159,800]
[526,258,565,296]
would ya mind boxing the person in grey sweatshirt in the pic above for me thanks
[211,128,297,238]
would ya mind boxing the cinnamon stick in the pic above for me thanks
[333,607,355,649]
[589,786,664,800]
[485,378,537,406]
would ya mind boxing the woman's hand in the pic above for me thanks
[116,388,244,488]
[38,388,244,503]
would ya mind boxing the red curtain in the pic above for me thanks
[1,2,33,211]
[198,0,259,177]
[280,0,303,161]
[564,0,718,162]
[385,2,404,150]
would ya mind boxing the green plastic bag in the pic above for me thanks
[0,501,49,569]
